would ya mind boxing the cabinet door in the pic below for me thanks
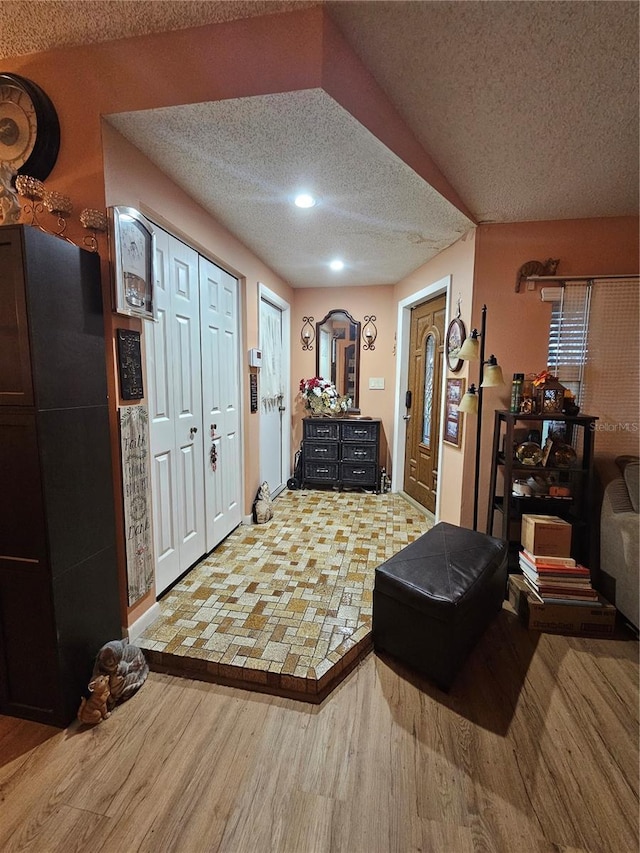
[0,228,33,406]
[0,412,59,720]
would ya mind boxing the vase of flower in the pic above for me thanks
[299,377,352,416]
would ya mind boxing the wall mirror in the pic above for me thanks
[316,310,361,409]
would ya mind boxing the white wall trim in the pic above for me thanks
[128,602,162,643]
[392,275,452,521]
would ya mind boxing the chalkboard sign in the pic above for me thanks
[117,329,144,400]
[250,372,258,413]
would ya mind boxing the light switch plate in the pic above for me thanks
[369,377,385,390]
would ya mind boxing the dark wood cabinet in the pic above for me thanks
[302,417,380,490]
[0,225,122,726]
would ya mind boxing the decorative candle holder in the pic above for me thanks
[43,190,73,237]
[80,208,108,252]
[15,175,46,227]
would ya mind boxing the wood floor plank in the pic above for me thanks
[0,613,637,853]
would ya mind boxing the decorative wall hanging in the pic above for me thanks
[43,190,72,238]
[80,208,107,252]
[109,206,156,320]
[301,316,315,350]
[119,405,155,605]
[362,315,377,350]
[445,296,466,373]
[117,329,144,400]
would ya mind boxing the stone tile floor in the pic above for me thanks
[138,489,432,701]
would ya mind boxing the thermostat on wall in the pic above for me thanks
[249,348,262,368]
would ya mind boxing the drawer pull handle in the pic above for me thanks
[317,429,330,435]
[354,450,366,456]
[315,447,328,453]
[354,429,366,435]
[353,469,366,475]
[317,468,329,473]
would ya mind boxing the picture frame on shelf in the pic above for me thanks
[444,377,465,447]
[108,206,156,321]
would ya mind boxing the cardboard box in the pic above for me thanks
[508,575,616,637]
[521,514,572,557]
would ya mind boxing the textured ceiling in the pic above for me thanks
[0,1,637,288]
[107,90,472,288]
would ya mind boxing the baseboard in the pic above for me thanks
[128,602,162,643]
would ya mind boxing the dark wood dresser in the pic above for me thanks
[302,417,380,491]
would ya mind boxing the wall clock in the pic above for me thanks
[0,73,60,181]
[446,316,466,373]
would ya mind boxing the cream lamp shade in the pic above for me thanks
[481,355,505,387]
[457,384,479,414]
[458,332,480,360]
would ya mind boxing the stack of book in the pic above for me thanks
[519,549,601,606]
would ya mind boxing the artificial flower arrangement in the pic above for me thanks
[299,377,352,415]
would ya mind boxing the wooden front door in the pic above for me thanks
[403,294,446,513]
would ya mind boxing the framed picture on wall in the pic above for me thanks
[109,206,156,320]
[444,378,465,447]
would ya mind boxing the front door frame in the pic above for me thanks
[392,275,452,520]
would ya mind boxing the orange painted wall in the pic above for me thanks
[394,231,477,525]
[292,286,396,471]
[472,217,639,532]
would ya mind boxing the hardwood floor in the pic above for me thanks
[0,605,637,853]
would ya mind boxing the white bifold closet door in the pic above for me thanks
[146,228,242,596]
[146,229,205,595]
[199,256,242,549]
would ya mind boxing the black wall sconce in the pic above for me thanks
[301,316,315,350]
[362,315,377,350]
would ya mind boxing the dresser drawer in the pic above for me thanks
[340,462,377,487]
[341,421,378,443]
[341,443,377,463]
[303,461,339,482]
[304,442,339,462]
[304,420,339,441]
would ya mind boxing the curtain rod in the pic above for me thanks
[526,273,639,282]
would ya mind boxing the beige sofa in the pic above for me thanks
[598,456,639,630]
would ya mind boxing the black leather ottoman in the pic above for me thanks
[373,521,508,690]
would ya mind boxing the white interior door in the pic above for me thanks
[259,286,290,497]
[147,229,205,595]
[199,256,242,549]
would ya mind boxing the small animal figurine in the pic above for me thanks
[252,481,274,524]
[77,675,111,725]
[92,639,149,710]
[515,258,559,292]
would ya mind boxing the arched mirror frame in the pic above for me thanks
[315,309,361,410]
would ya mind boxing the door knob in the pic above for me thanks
[190,426,198,437]
[403,415,411,421]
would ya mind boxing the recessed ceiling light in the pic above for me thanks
[329,259,345,272]
[293,193,317,207]
[294,193,317,209]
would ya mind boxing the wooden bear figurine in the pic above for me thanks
[77,675,111,725]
